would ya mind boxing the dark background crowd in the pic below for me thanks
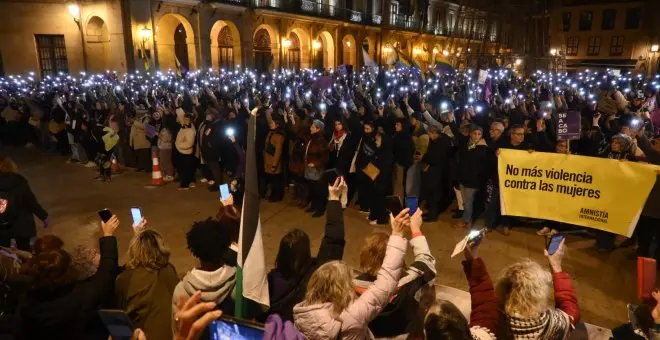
[0,66,660,339]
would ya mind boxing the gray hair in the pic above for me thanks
[491,121,505,132]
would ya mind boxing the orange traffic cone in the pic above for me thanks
[111,155,121,174]
[151,150,164,186]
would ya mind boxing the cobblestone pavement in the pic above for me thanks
[4,147,639,329]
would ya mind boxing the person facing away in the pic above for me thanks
[115,228,178,340]
[14,215,120,340]
[293,208,410,340]
[172,218,236,333]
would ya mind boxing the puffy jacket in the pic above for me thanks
[130,121,151,150]
[0,172,47,238]
[157,128,172,150]
[293,235,407,340]
[175,125,196,155]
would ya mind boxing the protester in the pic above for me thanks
[115,225,179,340]
[175,113,197,190]
[293,208,409,339]
[15,214,119,340]
[304,119,328,217]
[495,239,580,339]
[267,177,346,321]
[263,117,286,202]
[0,156,48,250]
[454,125,489,229]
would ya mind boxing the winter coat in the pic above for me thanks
[353,235,436,338]
[267,200,345,322]
[200,119,224,164]
[392,131,415,168]
[305,131,328,171]
[265,129,285,174]
[15,237,118,340]
[175,125,196,155]
[288,116,311,177]
[0,172,47,238]
[115,265,179,340]
[457,138,489,189]
[421,134,452,187]
[328,132,358,176]
[157,128,172,150]
[636,135,660,219]
[129,121,151,150]
[463,258,498,340]
[293,235,407,340]
[171,265,237,333]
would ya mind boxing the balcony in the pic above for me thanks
[389,13,420,31]
[253,0,382,26]
[212,0,247,5]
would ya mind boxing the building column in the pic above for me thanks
[238,13,255,68]
[197,3,214,70]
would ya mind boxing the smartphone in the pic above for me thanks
[130,207,142,226]
[467,229,486,247]
[324,168,339,185]
[98,309,134,338]
[98,209,113,223]
[546,233,565,255]
[406,197,418,216]
[220,184,230,200]
[208,316,264,340]
[385,196,404,216]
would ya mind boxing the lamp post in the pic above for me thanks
[650,44,659,77]
[282,38,291,69]
[312,40,321,69]
[550,48,558,73]
[68,2,88,71]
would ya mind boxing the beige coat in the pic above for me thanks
[130,121,151,150]
[175,126,196,155]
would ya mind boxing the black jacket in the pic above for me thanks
[457,139,490,189]
[265,200,345,321]
[0,173,47,238]
[392,131,415,168]
[15,236,118,340]
[421,134,452,186]
[636,136,660,219]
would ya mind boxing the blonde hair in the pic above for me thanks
[495,259,552,318]
[125,230,171,271]
[0,157,17,173]
[303,261,355,318]
[359,233,389,277]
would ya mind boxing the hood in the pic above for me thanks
[293,302,342,340]
[0,173,24,192]
[181,266,236,303]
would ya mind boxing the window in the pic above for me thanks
[587,36,601,56]
[566,36,579,56]
[562,12,571,32]
[610,35,624,56]
[218,26,234,70]
[35,35,68,78]
[601,9,616,30]
[579,11,593,31]
[390,1,399,25]
[625,8,641,29]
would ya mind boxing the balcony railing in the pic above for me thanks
[253,0,382,26]
[212,0,248,5]
[389,13,420,31]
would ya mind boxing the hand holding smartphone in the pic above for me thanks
[406,197,418,216]
[219,184,230,200]
[546,233,565,255]
[98,209,113,223]
[385,196,403,216]
[130,207,143,228]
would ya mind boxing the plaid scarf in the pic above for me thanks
[505,309,573,340]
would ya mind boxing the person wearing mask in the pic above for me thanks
[420,125,452,222]
[130,115,152,173]
[454,126,489,229]
[304,120,328,217]
[496,239,580,339]
[293,209,409,340]
[15,214,120,340]
[353,209,435,338]
[115,227,178,340]
[422,242,498,340]
[172,218,236,328]
[267,177,346,321]
[263,117,286,202]
[391,118,414,201]
[0,157,48,251]
[175,113,197,190]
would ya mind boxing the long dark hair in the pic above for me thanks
[275,229,312,277]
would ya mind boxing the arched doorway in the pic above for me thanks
[85,16,109,73]
[155,13,197,72]
[210,20,242,70]
[287,33,301,70]
[342,35,356,67]
[316,31,335,70]
[174,24,189,72]
[254,29,272,73]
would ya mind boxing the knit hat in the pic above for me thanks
[312,119,325,131]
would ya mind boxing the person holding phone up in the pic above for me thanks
[15,214,120,340]
[262,115,285,202]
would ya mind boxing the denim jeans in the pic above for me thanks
[460,185,479,224]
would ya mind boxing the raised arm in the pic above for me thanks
[344,210,408,325]
[462,244,498,334]
[316,177,346,264]
[398,209,436,288]
[547,239,580,327]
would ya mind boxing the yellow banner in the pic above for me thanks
[498,149,657,236]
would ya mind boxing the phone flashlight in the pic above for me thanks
[225,128,235,137]
[341,102,347,109]
[319,103,327,111]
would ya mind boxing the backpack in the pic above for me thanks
[0,191,18,230]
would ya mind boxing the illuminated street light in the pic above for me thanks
[550,48,557,56]
[515,58,522,65]
[442,50,449,57]
[68,3,80,21]
[652,44,659,53]
[282,38,292,48]
[312,40,322,50]
[139,27,152,42]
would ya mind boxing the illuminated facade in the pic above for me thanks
[0,0,523,77]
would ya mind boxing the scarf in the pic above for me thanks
[505,309,572,340]
[330,131,347,156]
[468,138,487,150]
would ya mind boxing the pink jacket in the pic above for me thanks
[293,235,407,340]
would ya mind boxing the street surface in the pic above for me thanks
[3,147,639,329]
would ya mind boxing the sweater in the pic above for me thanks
[175,125,196,155]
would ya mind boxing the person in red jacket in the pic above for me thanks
[495,239,580,339]
[423,241,498,340]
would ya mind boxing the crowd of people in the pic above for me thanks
[1,65,660,339]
